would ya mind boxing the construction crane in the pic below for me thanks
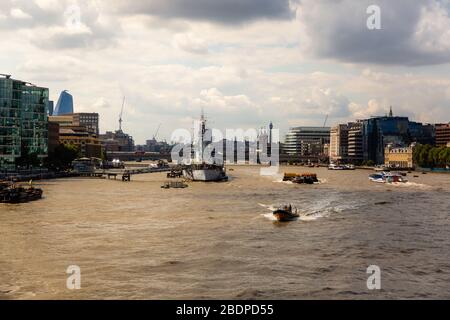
[153,123,161,141]
[323,114,329,127]
[119,96,125,131]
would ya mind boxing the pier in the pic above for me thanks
[81,167,172,181]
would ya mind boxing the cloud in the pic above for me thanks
[116,0,295,25]
[298,0,450,66]
[172,33,209,54]
[192,88,257,113]
[10,8,32,20]
[0,0,118,49]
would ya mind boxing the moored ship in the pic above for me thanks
[0,181,43,203]
[183,164,228,182]
[182,112,228,182]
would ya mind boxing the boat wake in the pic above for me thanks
[259,197,363,222]
[387,181,432,189]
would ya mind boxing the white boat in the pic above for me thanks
[328,164,345,170]
[369,172,408,184]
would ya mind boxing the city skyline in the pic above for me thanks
[1,0,450,144]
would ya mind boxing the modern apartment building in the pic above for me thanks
[0,74,49,169]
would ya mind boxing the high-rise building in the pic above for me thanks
[329,124,349,163]
[283,127,331,161]
[435,123,450,147]
[0,74,49,169]
[361,109,434,164]
[54,90,74,115]
[329,122,363,164]
[347,122,363,164]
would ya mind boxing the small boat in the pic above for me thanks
[161,181,188,189]
[369,172,408,184]
[328,164,345,170]
[283,173,318,184]
[273,204,300,222]
[0,182,43,204]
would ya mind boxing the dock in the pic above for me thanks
[80,167,171,181]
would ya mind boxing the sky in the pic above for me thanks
[1,0,450,144]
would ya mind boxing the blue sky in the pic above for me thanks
[1,0,449,143]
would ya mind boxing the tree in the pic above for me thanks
[413,144,450,168]
[45,144,81,171]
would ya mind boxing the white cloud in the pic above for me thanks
[172,33,209,54]
[10,8,32,19]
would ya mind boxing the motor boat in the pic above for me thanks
[328,164,345,170]
[273,204,300,222]
[369,172,408,184]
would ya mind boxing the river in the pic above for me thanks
[1,166,449,299]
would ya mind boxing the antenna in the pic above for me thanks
[119,96,125,131]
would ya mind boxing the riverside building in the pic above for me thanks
[0,74,49,169]
[283,126,331,162]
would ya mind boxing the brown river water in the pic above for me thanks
[1,166,450,299]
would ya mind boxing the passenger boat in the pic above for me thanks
[273,204,300,222]
[369,172,408,184]
[0,182,43,203]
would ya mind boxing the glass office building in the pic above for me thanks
[362,113,435,164]
[0,75,49,169]
[54,90,74,115]
[283,126,331,159]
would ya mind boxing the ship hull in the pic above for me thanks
[183,166,228,182]
[273,210,300,222]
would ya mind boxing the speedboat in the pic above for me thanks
[369,172,408,184]
[273,204,300,222]
[369,173,386,183]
